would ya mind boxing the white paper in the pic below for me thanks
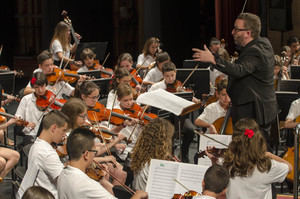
[136,89,194,116]
[198,134,232,166]
[146,159,209,199]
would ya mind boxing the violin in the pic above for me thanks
[0,107,6,123]
[88,125,118,142]
[36,90,66,111]
[88,60,114,78]
[86,162,105,181]
[47,68,81,84]
[123,103,157,124]
[195,147,227,159]
[0,65,24,77]
[129,69,142,88]
[87,102,133,126]
[172,190,200,199]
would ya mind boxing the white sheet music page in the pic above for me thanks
[198,134,232,166]
[136,89,194,116]
[146,159,209,199]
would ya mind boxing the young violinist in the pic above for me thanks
[194,79,231,134]
[131,118,174,191]
[116,53,142,91]
[114,84,144,161]
[207,118,291,199]
[16,110,70,199]
[60,98,127,192]
[143,51,170,85]
[136,37,160,71]
[106,67,132,110]
[78,48,104,72]
[49,21,82,68]
[57,127,148,199]
[75,81,127,152]
[23,50,77,98]
[1,72,49,139]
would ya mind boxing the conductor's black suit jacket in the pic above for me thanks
[214,37,277,126]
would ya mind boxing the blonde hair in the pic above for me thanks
[50,21,70,52]
[130,118,174,173]
[223,118,271,177]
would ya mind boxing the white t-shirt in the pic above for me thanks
[57,165,116,199]
[15,93,44,136]
[226,159,289,199]
[197,101,226,124]
[16,138,64,199]
[148,80,166,92]
[50,39,70,62]
[133,163,149,191]
[106,90,120,110]
[137,54,155,67]
[286,98,300,120]
[144,67,163,83]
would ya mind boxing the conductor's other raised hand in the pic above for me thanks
[192,45,216,65]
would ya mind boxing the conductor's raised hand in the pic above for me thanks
[192,45,216,65]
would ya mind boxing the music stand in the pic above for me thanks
[182,60,211,68]
[290,65,300,79]
[276,91,299,121]
[176,68,210,99]
[278,79,300,92]
[75,42,108,61]
[0,72,15,94]
[87,78,112,99]
[78,70,102,79]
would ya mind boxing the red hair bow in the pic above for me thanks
[244,129,254,138]
[31,77,37,85]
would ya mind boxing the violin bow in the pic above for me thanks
[181,63,199,88]
[173,178,190,192]
[106,92,118,128]
[91,112,112,156]
[194,129,229,147]
[93,160,135,195]
[101,52,110,66]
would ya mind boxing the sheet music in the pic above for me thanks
[146,159,209,199]
[136,89,194,116]
[198,134,232,166]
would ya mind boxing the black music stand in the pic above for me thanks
[78,70,102,79]
[88,78,112,99]
[182,60,211,68]
[75,42,108,61]
[0,72,15,94]
[290,65,300,79]
[176,68,210,99]
[278,79,300,92]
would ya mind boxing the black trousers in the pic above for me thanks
[231,102,273,151]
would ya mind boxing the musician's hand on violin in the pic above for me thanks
[102,155,117,165]
[117,133,126,141]
[26,122,36,129]
[208,124,217,134]
[205,146,218,164]
[123,118,138,126]
[77,74,87,85]
[115,143,126,152]
[192,45,216,65]
[130,190,148,199]
[135,85,142,92]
